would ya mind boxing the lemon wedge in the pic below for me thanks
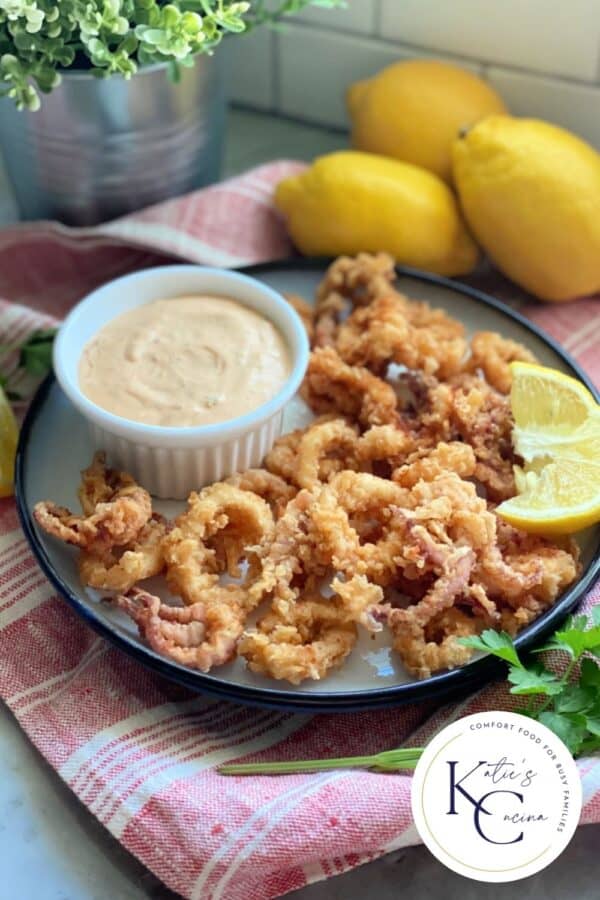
[0,385,18,498]
[496,362,600,534]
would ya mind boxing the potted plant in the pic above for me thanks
[0,0,342,225]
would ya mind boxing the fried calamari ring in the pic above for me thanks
[224,469,296,518]
[283,292,314,343]
[468,331,538,394]
[302,347,400,428]
[311,472,411,585]
[34,452,152,551]
[114,586,246,671]
[79,514,167,592]
[389,606,482,679]
[163,483,274,606]
[294,418,360,489]
[263,414,339,483]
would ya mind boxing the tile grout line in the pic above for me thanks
[275,19,600,89]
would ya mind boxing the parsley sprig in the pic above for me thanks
[0,328,56,401]
[461,609,600,755]
[219,611,600,775]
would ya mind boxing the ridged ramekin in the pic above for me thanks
[53,265,310,499]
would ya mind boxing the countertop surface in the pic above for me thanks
[1,107,598,900]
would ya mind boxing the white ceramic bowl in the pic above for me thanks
[53,265,310,499]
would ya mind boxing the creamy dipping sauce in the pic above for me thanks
[78,295,292,427]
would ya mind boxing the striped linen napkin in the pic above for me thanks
[0,161,599,900]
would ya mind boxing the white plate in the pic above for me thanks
[16,261,600,711]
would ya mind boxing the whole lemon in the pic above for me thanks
[274,151,478,277]
[347,59,507,183]
[453,116,600,302]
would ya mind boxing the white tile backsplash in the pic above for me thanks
[230,0,600,149]
[278,27,415,127]
[277,26,480,129]
[486,67,600,148]
[229,27,275,110]
[291,0,376,34]
[379,0,600,82]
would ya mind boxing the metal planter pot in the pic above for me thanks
[0,51,227,225]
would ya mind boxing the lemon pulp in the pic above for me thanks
[497,362,600,534]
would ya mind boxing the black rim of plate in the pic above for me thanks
[14,260,600,713]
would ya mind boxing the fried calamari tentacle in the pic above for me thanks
[476,545,544,603]
[392,442,476,488]
[336,294,468,379]
[114,586,245,672]
[294,418,360,489]
[224,469,296,518]
[403,372,517,501]
[77,451,122,514]
[302,347,401,428]
[330,574,385,633]
[79,514,167,592]
[384,548,476,678]
[240,572,385,685]
[468,331,538,394]
[163,483,274,605]
[239,599,358,684]
[34,453,152,551]
[408,472,497,551]
[314,252,396,346]
[491,523,580,611]
[248,489,328,606]
[240,574,384,684]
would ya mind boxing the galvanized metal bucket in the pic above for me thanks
[0,51,227,225]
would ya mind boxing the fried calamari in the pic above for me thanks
[34,254,580,685]
[34,452,152,553]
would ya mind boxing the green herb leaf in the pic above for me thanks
[554,684,595,714]
[584,716,600,738]
[541,619,600,660]
[460,629,523,668]
[580,658,600,690]
[508,664,562,696]
[19,330,56,376]
[538,711,587,756]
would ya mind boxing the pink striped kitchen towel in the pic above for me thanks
[0,161,599,900]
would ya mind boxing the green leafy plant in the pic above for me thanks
[219,611,600,775]
[0,0,345,110]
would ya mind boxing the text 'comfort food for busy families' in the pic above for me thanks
[78,295,291,427]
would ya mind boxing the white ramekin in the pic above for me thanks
[53,265,310,499]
